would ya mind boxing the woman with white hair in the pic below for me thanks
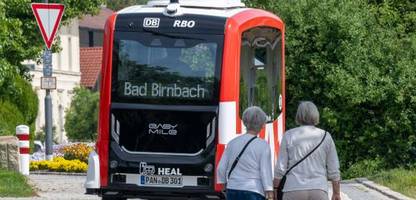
[274,101,341,200]
[217,106,274,200]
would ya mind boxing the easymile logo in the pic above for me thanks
[143,18,160,28]
[149,123,178,136]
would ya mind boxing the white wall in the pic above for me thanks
[25,19,81,144]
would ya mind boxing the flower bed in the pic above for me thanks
[61,143,93,163]
[30,157,87,173]
[30,143,94,173]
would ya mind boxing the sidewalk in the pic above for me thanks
[355,178,415,200]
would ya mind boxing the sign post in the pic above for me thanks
[31,2,64,160]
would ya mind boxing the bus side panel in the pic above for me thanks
[97,13,117,187]
[227,8,284,134]
[215,9,285,192]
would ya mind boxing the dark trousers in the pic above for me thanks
[226,189,265,200]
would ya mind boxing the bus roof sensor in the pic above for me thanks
[166,3,180,15]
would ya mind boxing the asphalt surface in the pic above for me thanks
[0,174,410,200]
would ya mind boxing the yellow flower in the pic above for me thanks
[30,157,89,173]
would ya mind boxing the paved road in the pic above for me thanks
[0,174,405,200]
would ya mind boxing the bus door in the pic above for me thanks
[238,27,284,169]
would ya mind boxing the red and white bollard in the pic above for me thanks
[16,125,30,175]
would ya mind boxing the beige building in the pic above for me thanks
[25,19,81,143]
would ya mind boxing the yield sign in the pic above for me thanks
[31,3,65,49]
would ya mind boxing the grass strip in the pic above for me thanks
[0,168,34,197]
[370,168,416,198]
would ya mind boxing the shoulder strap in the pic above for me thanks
[284,132,327,176]
[228,136,257,179]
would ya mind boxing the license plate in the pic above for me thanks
[139,175,183,187]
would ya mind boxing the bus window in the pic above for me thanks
[239,27,282,120]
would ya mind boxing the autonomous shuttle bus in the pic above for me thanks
[85,0,285,199]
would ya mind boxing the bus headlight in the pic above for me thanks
[204,163,213,172]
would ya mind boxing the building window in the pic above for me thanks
[89,31,94,47]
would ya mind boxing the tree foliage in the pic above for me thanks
[65,87,99,141]
[245,0,416,170]
[106,0,148,11]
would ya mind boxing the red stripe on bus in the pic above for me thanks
[259,127,266,139]
[214,143,225,192]
[17,135,30,140]
[236,118,242,134]
[273,120,280,159]
[97,13,117,187]
[20,147,30,154]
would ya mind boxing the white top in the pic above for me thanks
[274,126,341,192]
[217,133,273,196]
[118,5,248,18]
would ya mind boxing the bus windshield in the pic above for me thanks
[112,32,223,105]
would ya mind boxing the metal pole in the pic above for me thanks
[45,88,53,160]
[43,0,53,161]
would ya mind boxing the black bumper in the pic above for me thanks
[90,184,224,199]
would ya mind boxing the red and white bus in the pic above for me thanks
[85,0,285,199]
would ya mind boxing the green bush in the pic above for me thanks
[0,75,38,151]
[0,101,25,136]
[12,76,38,125]
[343,158,385,179]
[0,75,38,125]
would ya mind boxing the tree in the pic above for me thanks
[65,87,99,141]
[245,0,416,170]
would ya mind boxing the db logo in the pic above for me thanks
[143,18,160,28]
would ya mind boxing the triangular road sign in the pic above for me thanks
[31,3,65,49]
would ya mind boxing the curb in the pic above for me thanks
[29,171,87,176]
[355,178,415,200]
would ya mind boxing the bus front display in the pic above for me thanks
[112,32,222,105]
[85,0,285,199]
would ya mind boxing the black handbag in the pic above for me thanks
[274,132,327,200]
